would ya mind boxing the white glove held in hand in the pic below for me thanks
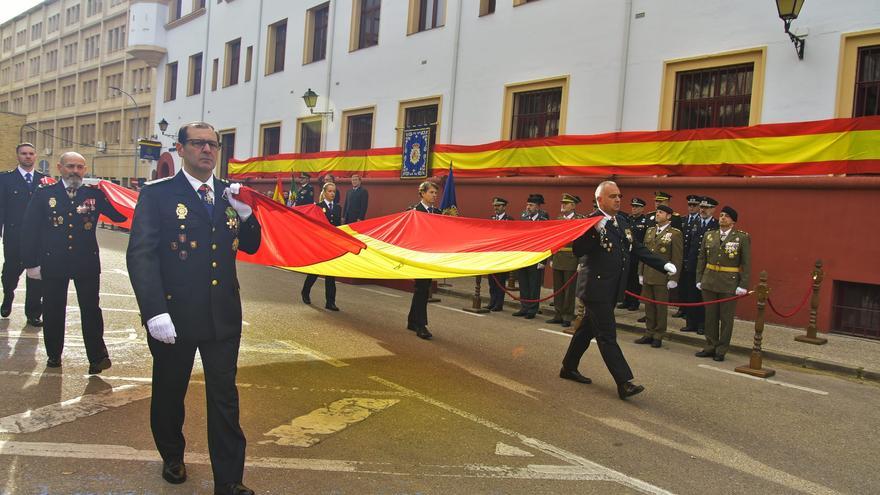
[667,280,678,289]
[696,282,702,290]
[638,275,644,285]
[536,263,545,270]
[224,183,253,221]
[26,266,41,280]
[147,313,177,344]
[735,287,748,296]
[664,263,677,275]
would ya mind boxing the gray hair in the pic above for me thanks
[59,151,85,165]
[595,180,617,199]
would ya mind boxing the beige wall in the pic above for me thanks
[0,111,25,170]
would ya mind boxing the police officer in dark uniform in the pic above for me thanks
[673,195,704,318]
[406,181,441,340]
[619,197,648,311]
[292,172,314,206]
[560,181,676,400]
[513,194,549,319]
[301,182,342,310]
[682,196,719,334]
[0,142,46,325]
[127,122,260,495]
[20,152,126,371]
[487,197,514,311]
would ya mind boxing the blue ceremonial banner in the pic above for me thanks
[439,165,458,216]
[401,126,431,179]
[138,139,162,161]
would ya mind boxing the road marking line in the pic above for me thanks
[434,305,486,317]
[495,442,534,457]
[275,340,348,367]
[442,357,541,400]
[369,376,674,494]
[698,365,829,395]
[0,384,152,434]
[14,289,135,298]
[358,287,403,298]
[260,398,400,447]
[538,328,572,337]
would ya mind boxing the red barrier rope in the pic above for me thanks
[767,284,813,318]
[490,272,579,303]
[624,289,752,306]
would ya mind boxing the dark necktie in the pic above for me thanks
[198,184,214,217]
[25,172,33,191]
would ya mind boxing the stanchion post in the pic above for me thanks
[463,275,490,314]
[796,259,828,345]
[506,270,519,291]
[736,271,775,378]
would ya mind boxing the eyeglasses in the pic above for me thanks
[186,139,222,150]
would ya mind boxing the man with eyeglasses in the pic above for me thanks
[127,121,261,495]
[0,142,47,326]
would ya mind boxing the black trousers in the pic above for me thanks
[42,275,107,364]
[488,272,508,310]
[407,279,431,327]
[517,266,541,315]
[683,272,704,330]
[678,269,697,316]
[1,243,42,319]
[622,257,641,308]
[148,335,246,486]
[302,274,336,304]
[562,300,634,384]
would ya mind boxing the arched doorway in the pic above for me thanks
[157,152,175,178]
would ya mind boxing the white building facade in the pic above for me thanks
[138,0,880,174]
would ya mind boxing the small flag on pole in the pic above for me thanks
[439,164,458,216]
[272,177,285,204]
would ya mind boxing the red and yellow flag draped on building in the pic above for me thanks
[94,181,599,279]
[227,117,880,179]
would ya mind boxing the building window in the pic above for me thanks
[502,76,568,140]
[304,3,329,64]
[854,45,880,117]
[62,84,76,107]
[82,79,98,103]
[103,120,121,144]
[832,281,880,340]
[219,130,235,178]
[12,97,22,113]
[479,0,495,16]
[84,34,101,61]
[165,62,178,101]
[66,5,81,25]
[244,46,253,82]
[409,0,445,34]
[43,89,55,110]
[105,73,123,97]
[211,58,219,90]
[2,36,12,52]
[107,25,126,53]
[31,23,42,41]
[224,38,241,87]
[28,94,39,113]
[397,96,441,145]
[60,126,74,147]
[0,101,7,112]
[266,19,287,74]
[16,30,27,47]
[188,52,202,96]
[129,117,148,142]
[48,14,60,33]
[46,50,58,71]
[659,48,764,130]
[29,56,40,77]
[341,108,375,150]
[63,42,79,66]
[297,118,322,153]
[352,0,380,51]
[80,124,96,146]
[260,123,281,155]
[672,63,753,130]
[170,0,183,21]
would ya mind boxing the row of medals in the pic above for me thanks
[49,196,94,231]
[171,202,240,261]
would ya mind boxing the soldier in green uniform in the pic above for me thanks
[695,206,751,361]
[635,205,683,347]
[646,191,683,231]
[547,193,584,328]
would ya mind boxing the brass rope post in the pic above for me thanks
[463,275,490,314]
[795,259,828,345]
[736,270,776,378]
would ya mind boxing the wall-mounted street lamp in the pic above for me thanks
[157,118,177,140]
[302,88,334,121]
[776,0,806,60]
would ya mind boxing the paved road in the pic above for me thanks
[0,229,877,494]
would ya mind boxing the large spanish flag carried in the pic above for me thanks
[95,181,599,279]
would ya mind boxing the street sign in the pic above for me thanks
[138,139,162,160]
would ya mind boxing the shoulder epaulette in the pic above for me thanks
[669,227,682,234]
[144,176,175,186]
[219,178,230,184]
[735,229,750,237]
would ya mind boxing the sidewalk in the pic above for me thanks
[434,276,880,382]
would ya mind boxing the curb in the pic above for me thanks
[436,286,880,383]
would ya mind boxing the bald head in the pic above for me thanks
[59,151,86,166]
[594,180,622,215]
[57,151,87,187]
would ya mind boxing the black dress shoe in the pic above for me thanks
[559,368,592,384]
[301,292,311,305]
[672,311,685,318]
[406,323,418,332]
[416,327,432,340]
[637,316,647,323]
[490,306,503,312]
[616,303,628,310]
[214,483,254,495]
[511,311,527,317]
[695,350,714,358]
[88,357,112,375]
[561,321,571,328]
[696,329,705,335]
[46,357,61,368]
[162,460,187,484]
[325,303,340,311]
[634,335,653,344]
[627,305,640,311]
[651,339,662,348]
[0,295,11,318]
[617,381,645,400]
[713,355,725,362]
[524,314,535,319]
[27,317,43,327]
[680,326,696,332]
[545,317,563,324]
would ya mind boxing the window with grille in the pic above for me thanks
[854,45,880,117]
[673,63,753,130]
[511,88,561,139]
[300,120,322,153]
[358,0,381,49]
[405,104,438,128]
[832,281,880,340]
[347,113,373,150]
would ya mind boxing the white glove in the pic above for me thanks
[224,183,252,221]
[696,282,702,290]
[595,217,608,231]
[26,266,41,280]
[664,262,677,275]
[536,263,545,270]
[667,280,678,289]
[735,287,748,296]
[638,275,644,285]
[146,313,177,344]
